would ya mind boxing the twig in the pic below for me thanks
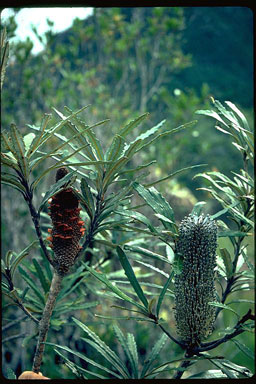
[32,271,63,373]
[2,314,27,332]
[2,333,27,344]
[157,323,185,349]
[197,309,255,353]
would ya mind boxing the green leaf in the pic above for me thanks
[10,124,29,178]
[115,209,158,233]
[119,113,149,137]
[116,247,149,310]
[10,240,39,278]
[80,178,95,216]
[72,317,129,378]
[187,370,228,379]
[124,246,171,265]
[208,302,239,317]
[27,113,52,156]
[102,156,129,190]
[140,334,168,378]
[82,262,147,312]
[105,134,125,161]
[31,144,96,189]
[18,266,45,306]
[79,338,124,379]
[219,248,233,278]
[38,170,77,213]
[32,259,49,294]
[1,175,27,194]
[127,333,139,378]
[47,342,121,378]
[195,109,229,127]
[23,133,36,156]
[64,106,105,161]
[133,182,176,232]
[54,348,108,379]
[230,339,255,360]
[209,359,238,378]
[138,120,197,152]
[113,324,135,376]
[144,164,206,188]
[156,271,174,318]
[225,101,250,131]
[1,152,19,171]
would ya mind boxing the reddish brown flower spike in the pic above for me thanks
[47,168,85,275]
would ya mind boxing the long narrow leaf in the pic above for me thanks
[117,247,148,310]
[72,317,130,377]
[156,271,174,318]
[82,263,147,312]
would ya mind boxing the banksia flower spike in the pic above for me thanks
[48,168,85,276]
[174,214,217,349]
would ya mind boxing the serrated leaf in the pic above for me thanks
[105,134,125,161]
[141,334,168,378]
[218,230,251,238]
[116,246,148,310]
[47,342,121,378]
[119,113,149,137]
[127,333,139,378]
[31,144,92,189]
[138,120,197,153]
[27,113,52,156]
[64,105,105,161]
[115,209,157,233]
[145,164,206,188]
[81,178,95,216]
[10,124,29,178]
[133,182,176,232]
[72,317,129,377]
[80,337,127,378]
[113,324,135,376]
[102,156,129,190]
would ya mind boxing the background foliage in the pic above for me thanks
[1,6,254,379]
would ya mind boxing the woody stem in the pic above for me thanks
[32,271,62,373]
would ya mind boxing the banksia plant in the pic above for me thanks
[174,214,218,349]
[47,167,85,276]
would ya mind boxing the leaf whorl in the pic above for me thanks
[47,169,85,275]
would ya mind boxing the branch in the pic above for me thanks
[32,271,63,373]
[157,323,186,349]
[197,309,255,353]
[19,174,53,266]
